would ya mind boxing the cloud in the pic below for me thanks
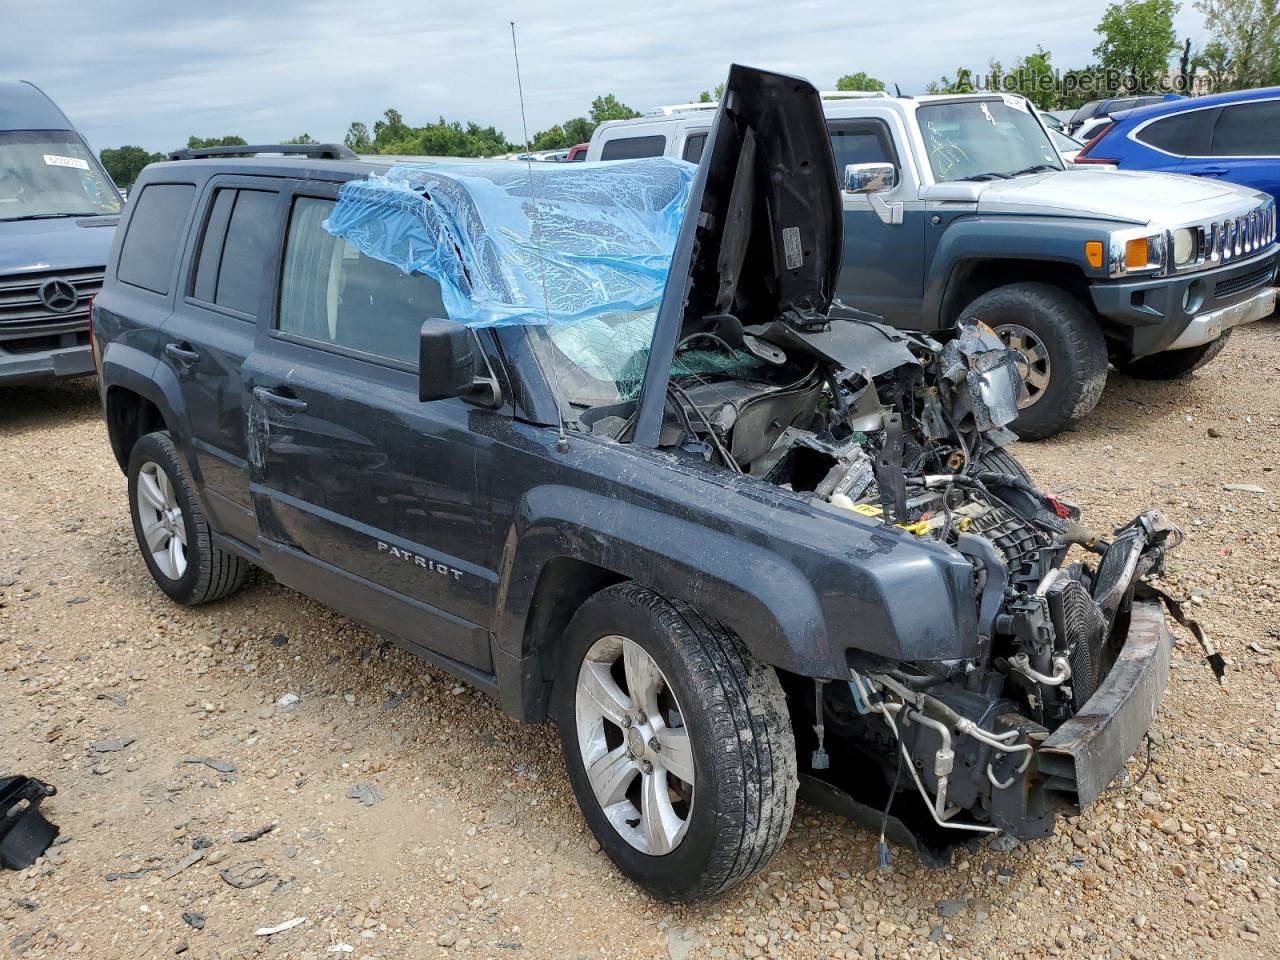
[4,0,1208,152]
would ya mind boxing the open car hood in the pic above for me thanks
[632,64,843,446]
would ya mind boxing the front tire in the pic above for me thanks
[961,282,1108,441]
[553,583,796,901]
[1116,330,1232,380]
[127,431,248,605]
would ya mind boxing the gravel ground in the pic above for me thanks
[1,322,1278,960]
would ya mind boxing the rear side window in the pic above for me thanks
[117,183,195,294]
[682,133,707,163]
[1211,100,1280,156]
[828,120,897,173]
[277,196,445,367]
[191,188,278,317]
[1137,109,1215,155]
[600,135,666,160]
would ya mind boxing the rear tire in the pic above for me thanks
[127,431,248,605]
[961,282,1108,441]
[1116,330,1232,380]
[553,582,796,901]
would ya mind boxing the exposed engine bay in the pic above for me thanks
[589,313,1194,858]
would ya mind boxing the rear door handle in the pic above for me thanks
[165,342,201,364]
[253,386,308,412]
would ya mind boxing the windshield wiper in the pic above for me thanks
[1008,164,1058,177]
[956,172,1012,182]
[0,212,114,222]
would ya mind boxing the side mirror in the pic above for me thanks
[843,162,897,194]
[418,318,498,405]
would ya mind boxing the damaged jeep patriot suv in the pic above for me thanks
[94,67,1194,901]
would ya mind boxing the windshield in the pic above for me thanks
[0,130,122,221]
[917,99,1064,182]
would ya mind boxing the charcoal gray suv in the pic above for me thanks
[93,67,1190,901]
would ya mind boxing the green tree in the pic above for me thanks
[926,67,976,94]
[1003,46,1060,109]
[282,133,317,144]
[1196,38,1235,89]
[372,109,410,151]
[1195,0,1280,88]
[381,118,513,157]
[694,82,726,102]
[562,117,594,144]
[186,135,248,149]
[589,94,641,124]
[99,145,164,187]
[344,121,372,153]
[835,71,886,92]
[531,124,568,151]
[1093,0,1180,90]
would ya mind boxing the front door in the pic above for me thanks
[1185,99,1280,201]
[828,118,926,328]
[241,185,497,673]
[161,178,282,546]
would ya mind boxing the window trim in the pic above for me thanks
[115,181,198,297]
[1128,97,1280,159]
[271,184,422,375]
[182,176,283,323]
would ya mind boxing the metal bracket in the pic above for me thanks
[870,192,904,226]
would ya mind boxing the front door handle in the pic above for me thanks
[253,386,308,413]
[1199,166,1230,176]
[165,342,201,365]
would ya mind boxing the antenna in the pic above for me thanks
[510,20,570,454]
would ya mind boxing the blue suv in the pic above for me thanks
[1076,87,1280,202]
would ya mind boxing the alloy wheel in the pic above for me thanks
[995,322,1052,408]
[135,461,187,580]
[575,635,695,855]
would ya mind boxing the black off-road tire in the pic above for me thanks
[975,445,1031,482]
[1116,329,1232,380]
[553,582,797,901]
[127,431,248,605]
[961,282,1108,441]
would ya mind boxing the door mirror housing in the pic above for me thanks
[843,162,897,194]
[418,318,500,406]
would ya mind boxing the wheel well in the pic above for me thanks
[941,259,1092,326]
[521,557,626,720]
[105,387,166,473]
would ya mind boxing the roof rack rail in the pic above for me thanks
[166,143,357,161]
[646,89,891,116]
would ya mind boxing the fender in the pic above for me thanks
[493,486,831,677]
[99,342,196,479]
[925,216,1111,324]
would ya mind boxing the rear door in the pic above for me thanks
[828,117,925,327]
[160,177,282,546]
[1193,99,1280,200]
[241,183,497,673]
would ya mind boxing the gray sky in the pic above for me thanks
[6,0,1209,153]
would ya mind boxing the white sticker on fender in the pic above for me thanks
[43,154,90,171]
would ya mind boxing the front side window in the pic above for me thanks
[0,130,122,221]
[117,183,196,294]
[278,196,445,367]
[1211,100,1280,157]
[829,121,897,172]
[916,99,1063,182]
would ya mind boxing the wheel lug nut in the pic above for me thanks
[648,736,661,752]
[635,709,647,725]
[621,715,632,729]
[639,759,653,774]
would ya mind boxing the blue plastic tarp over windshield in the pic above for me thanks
[322,158,696,328]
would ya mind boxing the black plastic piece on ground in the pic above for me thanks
[0,776,58,870]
